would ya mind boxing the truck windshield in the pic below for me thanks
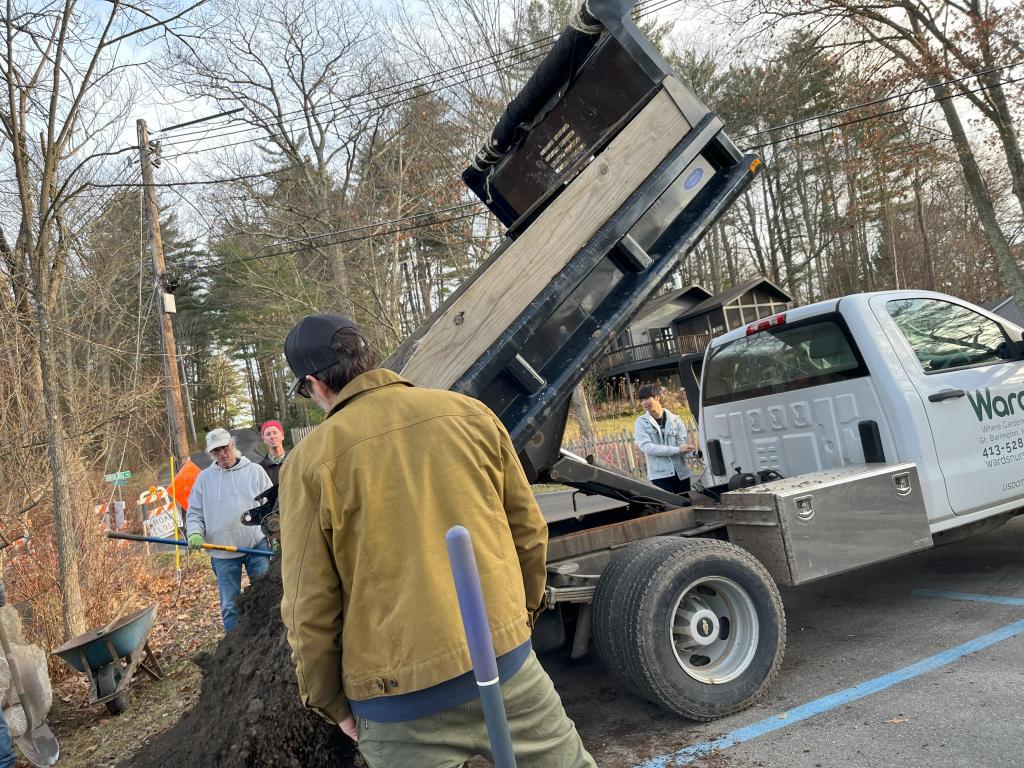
[703,319,866,406]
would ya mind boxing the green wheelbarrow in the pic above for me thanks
[51,604,164,715]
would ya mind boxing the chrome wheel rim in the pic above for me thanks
[669,576,758,684]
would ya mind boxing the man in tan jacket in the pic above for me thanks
[278,314,595,768]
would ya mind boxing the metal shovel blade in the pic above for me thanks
[16,723,59,767]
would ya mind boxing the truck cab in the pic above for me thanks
[700,290,1024,531]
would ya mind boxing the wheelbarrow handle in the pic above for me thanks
[105,532,273,557]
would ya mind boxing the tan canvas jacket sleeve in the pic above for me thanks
[496,419,548,618]
[279,460,351,724]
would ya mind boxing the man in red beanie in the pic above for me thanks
[259,420,287,486]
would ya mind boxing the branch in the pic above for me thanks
[16,406,140,449]
[102,0,207,47]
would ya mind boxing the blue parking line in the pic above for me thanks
[635,613,1024,767]
[911,588,1024,606]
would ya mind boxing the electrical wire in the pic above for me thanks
[146,66,1024,273]
[74,57,1023,196]
[7,13,1019,284]
[211,210,480,270]
[153,0,677,143]
[737,62,1019,142]
[741,72,1024,151]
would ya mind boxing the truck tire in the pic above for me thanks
[97,664,127,715]
[592,537,690,695]
[628,539,785,721]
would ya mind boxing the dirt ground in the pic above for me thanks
[42,552,650,768]
[115,559,360,768]
[41,551,682,768]
[47,555,224,768]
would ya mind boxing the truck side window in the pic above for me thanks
[703,318,866,406]
[886,299,1014,373]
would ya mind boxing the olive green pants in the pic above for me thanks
[355,651,597,768]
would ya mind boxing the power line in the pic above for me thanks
[742,72,1023,151]
[73,0,683,191]
[247,202,482,258]
[154,44,555,152]
[218,210,480,267]
[154,0,682,151]
[75,60,1022,195]
[738,62,1019,142]
[8,66,1017,283]
[153,0,675,143]
[193,71,1023,276]
[157,108,244,134]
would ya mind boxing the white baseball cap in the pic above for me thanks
[205,428,232,453]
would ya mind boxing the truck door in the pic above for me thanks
[872,296,1024,516]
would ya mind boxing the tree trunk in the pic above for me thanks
[572,384,596,457]
[742,192,769,280]
[326,245,356,318]
[34,303,87,639]
[929,75,1024,306]
[706,224,722,290]
[719,221,739,286]
[912,167,937,291]
[969,2,1024,220]
[760,169,782,284]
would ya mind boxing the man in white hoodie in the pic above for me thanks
[186,428,273,630]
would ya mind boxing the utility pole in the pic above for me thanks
[138,118,190,462]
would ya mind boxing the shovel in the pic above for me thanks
[0,583,59,767]
[106,531,274,557]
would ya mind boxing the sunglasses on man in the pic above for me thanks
[288,370,327,399]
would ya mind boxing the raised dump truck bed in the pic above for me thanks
[385,0,760,509]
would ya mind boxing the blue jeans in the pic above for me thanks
[0,706,15,768]
[210,545,270,631]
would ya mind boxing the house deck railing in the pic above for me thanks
[597,332,714,374]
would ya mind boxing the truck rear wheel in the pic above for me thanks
[628,539,785,720]
[592,537,681,695]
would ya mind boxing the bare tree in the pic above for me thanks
[746,0,1024,303]
[0,0,199,639]
[162,0,384,318]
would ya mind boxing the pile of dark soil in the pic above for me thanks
[119,560,361,768]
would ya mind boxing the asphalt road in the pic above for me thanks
[543,515,1024,768]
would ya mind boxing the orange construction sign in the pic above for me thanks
[166,458,201,511]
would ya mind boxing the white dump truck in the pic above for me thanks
[542,289,1024,721]
[377,0,1023,725]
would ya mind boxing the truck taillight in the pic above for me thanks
[746,313,786,335]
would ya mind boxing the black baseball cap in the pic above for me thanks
[285,314,360,396]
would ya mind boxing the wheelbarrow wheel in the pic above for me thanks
[96,664,127,715]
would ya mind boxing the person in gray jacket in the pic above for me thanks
[186,428,273,630]
[634,384,694,495]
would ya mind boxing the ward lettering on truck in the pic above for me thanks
[967,387,1024,421]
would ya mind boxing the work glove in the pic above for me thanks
[188,533,205,551]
